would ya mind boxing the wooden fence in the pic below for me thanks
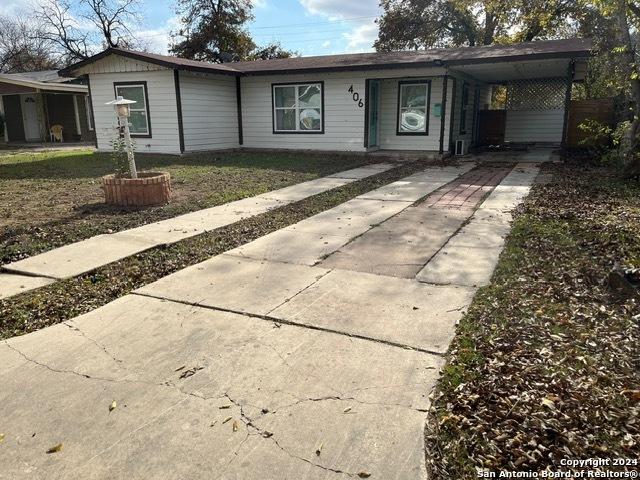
[566,98,615,147]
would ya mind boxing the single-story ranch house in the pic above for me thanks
[0,71,95,143]
[60,38,591,156]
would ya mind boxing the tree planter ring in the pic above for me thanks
[102,172,171,206]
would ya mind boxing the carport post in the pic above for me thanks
[561,60,575,146]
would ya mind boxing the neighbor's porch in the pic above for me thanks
[0,89,95,144]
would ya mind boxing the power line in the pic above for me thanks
[249,15,379,30]
[252,27,364,38]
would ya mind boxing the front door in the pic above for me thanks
[367,80,380,148]
[22,94,40,141]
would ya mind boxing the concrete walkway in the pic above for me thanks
[0,163,393,300]
[0,162,540,479]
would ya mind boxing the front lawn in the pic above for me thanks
[0,149,378,264]
[0,162,427,340]
[426,160,640,477]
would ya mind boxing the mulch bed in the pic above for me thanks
[425,160,640,477]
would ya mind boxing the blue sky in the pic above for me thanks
[0,0,382,57]
[137,0,382,56]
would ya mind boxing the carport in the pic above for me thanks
[450,55,587,148]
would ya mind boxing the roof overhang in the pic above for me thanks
[0,75,87,94]
[60,39,591,78]
[60,48,241,77]
[452,57,588,82]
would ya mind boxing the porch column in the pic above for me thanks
[35,92,48,141]
[73,95,82,137]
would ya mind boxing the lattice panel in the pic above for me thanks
[506,78,567,111]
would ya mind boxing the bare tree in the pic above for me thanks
[36,0,91,62]
[81,0,140,49]
[35,0,141,62]
[0,16,58,73]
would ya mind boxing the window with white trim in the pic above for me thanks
[273,83,323,133]
[397,81,430,135]
[114,83,150,136]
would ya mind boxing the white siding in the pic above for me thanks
[80,55,167,74]
[378,77,449,151]
[179,72,239,151]
[89,70,181,154]
[241,67,445,152]
[505,110,563,143]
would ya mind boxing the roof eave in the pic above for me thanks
[0,75,87,92]
[238,49,591,76]
[60,48,242,77]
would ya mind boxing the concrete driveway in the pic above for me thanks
[0,162,539,479]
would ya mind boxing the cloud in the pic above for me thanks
[298,0,380,52]
[137,15,181,54]
[250,0,267,7]
[343,22,377,52]
[321,40,331,48]
[299,0,379,19]
[0,0,28,16]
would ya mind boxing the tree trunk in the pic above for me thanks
[616,0,640,178]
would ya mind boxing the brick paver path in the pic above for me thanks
[423,164,513,210]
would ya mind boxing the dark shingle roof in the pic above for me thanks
[62,38,591,77]
[230,38,592,74]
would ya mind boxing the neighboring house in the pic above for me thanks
[0,71,95,144]
[60,38,591,156]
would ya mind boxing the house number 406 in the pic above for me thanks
[348,85,364,108]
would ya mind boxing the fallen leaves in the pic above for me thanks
[425,162,640,478]
[1,159,421,341]
[46,443,63,454]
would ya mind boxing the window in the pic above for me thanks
[84,96,94,131]
[114,82,151,136]
[272,83,323,133]
[460,82,469,134]
[397,80,430,135]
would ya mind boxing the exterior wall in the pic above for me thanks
[89,69,181,154]
[378,76,449,152]
[504,110,564,143]
[179,72,239,151]
[240,67,445,152]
